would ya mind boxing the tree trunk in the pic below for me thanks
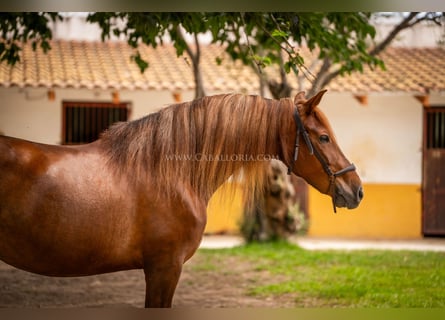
[178,28,206,99]
[308,12,425,95]
[192,55,206,98]
[241,160,307,242]
[267,51,292,99]
[189,33,206,99]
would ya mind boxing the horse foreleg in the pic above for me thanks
[143,262,182,308]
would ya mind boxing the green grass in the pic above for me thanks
[196,241,445,307]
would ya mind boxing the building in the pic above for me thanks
[1,17,444,238]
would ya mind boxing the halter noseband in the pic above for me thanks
[287,109,356,213]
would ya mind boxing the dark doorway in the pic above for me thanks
[422,106,445,236]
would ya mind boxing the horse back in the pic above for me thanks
[0,135,206,278]
[0,136,142,275]
[0,135,57,177]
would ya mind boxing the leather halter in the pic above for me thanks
[287,109,356,213]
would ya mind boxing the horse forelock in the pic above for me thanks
[101,94,295,204]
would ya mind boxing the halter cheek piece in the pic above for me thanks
[287,109,356,213]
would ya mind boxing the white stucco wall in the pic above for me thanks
[0,87,62,144]
[319,93,445,185]
[1,87,445,185]
[0,87,194,145]
[0,87,254,145]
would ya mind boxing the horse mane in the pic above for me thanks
[101,93,295,204]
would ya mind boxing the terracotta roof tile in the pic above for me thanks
[0,40,444,94]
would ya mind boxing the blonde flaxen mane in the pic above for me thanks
[102,94,295,203]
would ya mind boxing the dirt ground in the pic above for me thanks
[0,253,295,308]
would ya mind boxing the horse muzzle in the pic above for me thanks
[334,184,364,209]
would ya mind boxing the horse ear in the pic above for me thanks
[293,91,306,105]
[303,89,327,114]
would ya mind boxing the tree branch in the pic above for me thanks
[310,12,439,94]
[176,25,206,98]
[308,58,334,97]
[369,12,418,56]
[177,25,197,64]
[239,12,263,75]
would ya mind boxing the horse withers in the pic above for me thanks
[0,90,362,307]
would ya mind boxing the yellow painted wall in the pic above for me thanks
[205,184,244,234]
[205,183,422,238]
[307,183,422,239]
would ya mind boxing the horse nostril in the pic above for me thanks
[357,187,364,201]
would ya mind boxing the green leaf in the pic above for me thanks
[271,29,288,38]
[40,40,51,53]
[293,54,304,66]
[291,64,299,76]
[283,61,292,74]
[132,51,149,73]
[252,55,272,68]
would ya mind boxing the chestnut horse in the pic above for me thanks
[0,90,363,307]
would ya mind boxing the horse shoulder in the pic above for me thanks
[137,183,207,264]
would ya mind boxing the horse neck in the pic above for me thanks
[188,95,296,203]
[101,95,296,205]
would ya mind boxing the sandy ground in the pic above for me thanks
[2,236,444,308]
[0,253,294,308]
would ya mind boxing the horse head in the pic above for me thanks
[287,90,363,212]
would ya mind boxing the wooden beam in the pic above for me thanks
[173,91,182,103]
[354,94,368,106]
[47,89,55,101]
[414,95,429,107]
[112,91,120,104]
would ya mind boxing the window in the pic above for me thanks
[62,101,130,144]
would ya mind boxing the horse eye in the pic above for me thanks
[319,135,330,144]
